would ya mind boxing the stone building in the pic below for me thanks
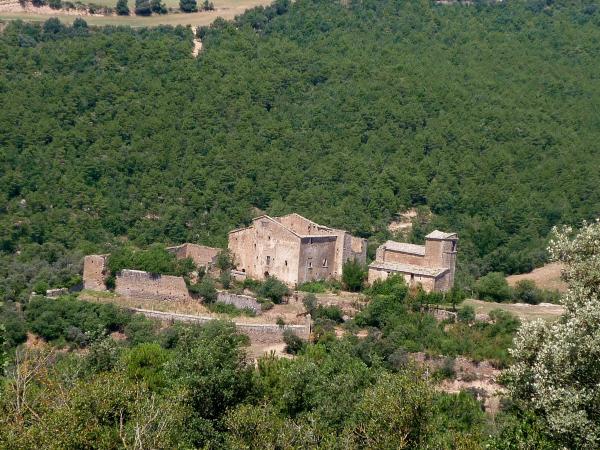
[166,243,220,268]
[228,213,367,286]
[368,230,458,292]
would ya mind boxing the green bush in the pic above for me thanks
[189,277,217,303]
[457,305,475,323]
[474,272,513,302]
[283,329,305,355]
[258,276,289,304]
[313,305,344,323]
[342,260,366,292]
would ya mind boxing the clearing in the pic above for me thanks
[506,262,567,292]
[461,298,564,322]
[0,0,273,27]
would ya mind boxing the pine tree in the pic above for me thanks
[115,0,129,15]
[179,0,197,13]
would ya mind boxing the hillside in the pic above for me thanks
[2,0,600,299]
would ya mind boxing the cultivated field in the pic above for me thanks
[0,0,273,27]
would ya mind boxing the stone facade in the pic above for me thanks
[216,291,262,314]
[115,269,191,301]
[166,243,220,268]
[368,230,458,292]
[228,213,367,286]
[83,255,108,291]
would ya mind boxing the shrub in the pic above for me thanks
[116,0,129,15]
[276,317,285,327]
[313,305,344,323]
[135,0,152,15]
[257,276,289,304]
[457,305,475,323]
[179,0,197,12]
[220,269,232,289]
[259,299,274,311]
[297,280,327,293]
[342,259,366,292]
[282,329,305,355]
[474,272,512,302]
[190,277,217,303]
[302,293,317,315]
[216,249,234,271]
[48,0,62,9]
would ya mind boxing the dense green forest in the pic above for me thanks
[1,0,600,300]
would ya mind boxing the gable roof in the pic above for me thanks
[383,240,426,256]
[369,260,449,278]
[425,230,457,240]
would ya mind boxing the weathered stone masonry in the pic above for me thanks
[228,213,367,286]
[368,230,458,292]
[115,269,192,302]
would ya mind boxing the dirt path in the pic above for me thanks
[191,25,202,57]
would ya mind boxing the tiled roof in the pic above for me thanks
[426,230,457,240]
[369,260,448,277]
[383,241,426,256]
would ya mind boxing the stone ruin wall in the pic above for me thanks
[132,308,311,344]
[115,269,191,302]
[217,291,262,314]
[83,255,108,291]
[167,243,220,267]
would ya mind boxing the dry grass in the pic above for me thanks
[0,0,273,27]
[462,298,564,322]
[506,262,567,292]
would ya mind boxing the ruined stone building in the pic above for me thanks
[166,243,220,268]
[82,243,220,301]
[368,230,458,292]
[228,213,367,286]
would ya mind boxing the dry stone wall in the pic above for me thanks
[131,308,311,344]
[217,291,262,314]
[115,270,191,302]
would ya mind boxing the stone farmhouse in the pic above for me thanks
[368,230,458,292]
[228,213,367,286]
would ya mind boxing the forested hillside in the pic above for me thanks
[2,0,600,298]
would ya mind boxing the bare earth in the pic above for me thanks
[506,262,567,292]
[0,0,274,27]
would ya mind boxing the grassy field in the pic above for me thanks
[461,298,564,322]
[0,0,272,27]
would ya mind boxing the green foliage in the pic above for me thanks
[215,249,234,271]
[513,279,560,304]
[48,0,61,9]
[124,314,158,345]
[208,302,256,317]
[257,276,289,304]
[107,245,194,277]
[302,293,317,315]
[298,279,342,293]
[189,277,217,303]
[457,305,475,323]
[313,304,344,323]
[219,269,232,289]
[179,0,196,12]
[124,342,169,390]
[116,0,129,15]
[282,329,305,355]
[342,259,366,292]
[24,297,131,345]
[474,272,513,302]
[134,0,152,15]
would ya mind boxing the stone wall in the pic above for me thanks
[83,255,108,291]
[131,308,311,344]
[166,243,220,268]
[115,269,191,302]
[217,291,262,314]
